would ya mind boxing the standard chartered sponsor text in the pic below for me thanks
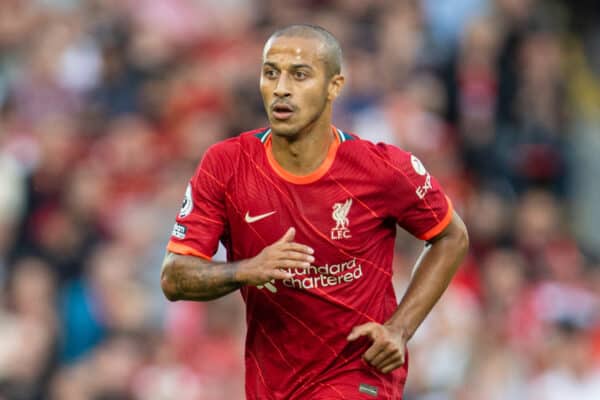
[282,258,363,289]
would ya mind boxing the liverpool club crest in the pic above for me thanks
[331,199,352,240]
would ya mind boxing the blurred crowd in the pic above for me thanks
[1,0,600,399]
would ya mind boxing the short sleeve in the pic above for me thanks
[166,145,230,259]
[378,144,453,240]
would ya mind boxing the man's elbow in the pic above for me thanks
[160,258,180,302]
[453,216,470,260]
[458,224,469,255]
[440,211,470,259]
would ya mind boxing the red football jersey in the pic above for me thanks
[167,126,452,400]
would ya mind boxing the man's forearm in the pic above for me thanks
[161,228,315,302]
[387,213,469,340]
[161,252,242,301]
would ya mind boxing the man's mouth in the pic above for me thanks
[271,103,295,120]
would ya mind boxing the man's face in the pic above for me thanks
[260,36,341,137]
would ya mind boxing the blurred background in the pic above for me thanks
[1,0,599,399]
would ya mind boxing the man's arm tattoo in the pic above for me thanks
[172,263,241,301]
[162,254,242,301]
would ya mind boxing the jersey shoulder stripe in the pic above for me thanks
[254,128,271,143]
[336,128,356,142]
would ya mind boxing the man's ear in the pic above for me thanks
[328,74,345,101]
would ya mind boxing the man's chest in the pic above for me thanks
[222,171,388,256]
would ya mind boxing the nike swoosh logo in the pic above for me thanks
[245,211,276,223]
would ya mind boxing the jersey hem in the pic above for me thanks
[167,241,212,260]
[418,196,453,241]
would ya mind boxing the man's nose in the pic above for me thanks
[273,73,291,98]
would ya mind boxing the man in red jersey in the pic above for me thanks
[161,24,469,399]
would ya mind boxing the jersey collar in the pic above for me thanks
[262,126,343,185]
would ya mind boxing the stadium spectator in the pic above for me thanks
[0,1,598,398]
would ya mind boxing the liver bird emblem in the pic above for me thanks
[332,198,352,230]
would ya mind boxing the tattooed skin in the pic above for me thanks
[161,253,241,301]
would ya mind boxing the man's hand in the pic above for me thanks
[235,227,314,286]
[347,322,407,374]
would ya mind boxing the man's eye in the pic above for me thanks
[264,70,278,78]
[295,71,307,80]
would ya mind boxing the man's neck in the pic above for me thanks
[270,121,334,176]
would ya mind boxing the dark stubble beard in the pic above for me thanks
[270,88,330,140]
